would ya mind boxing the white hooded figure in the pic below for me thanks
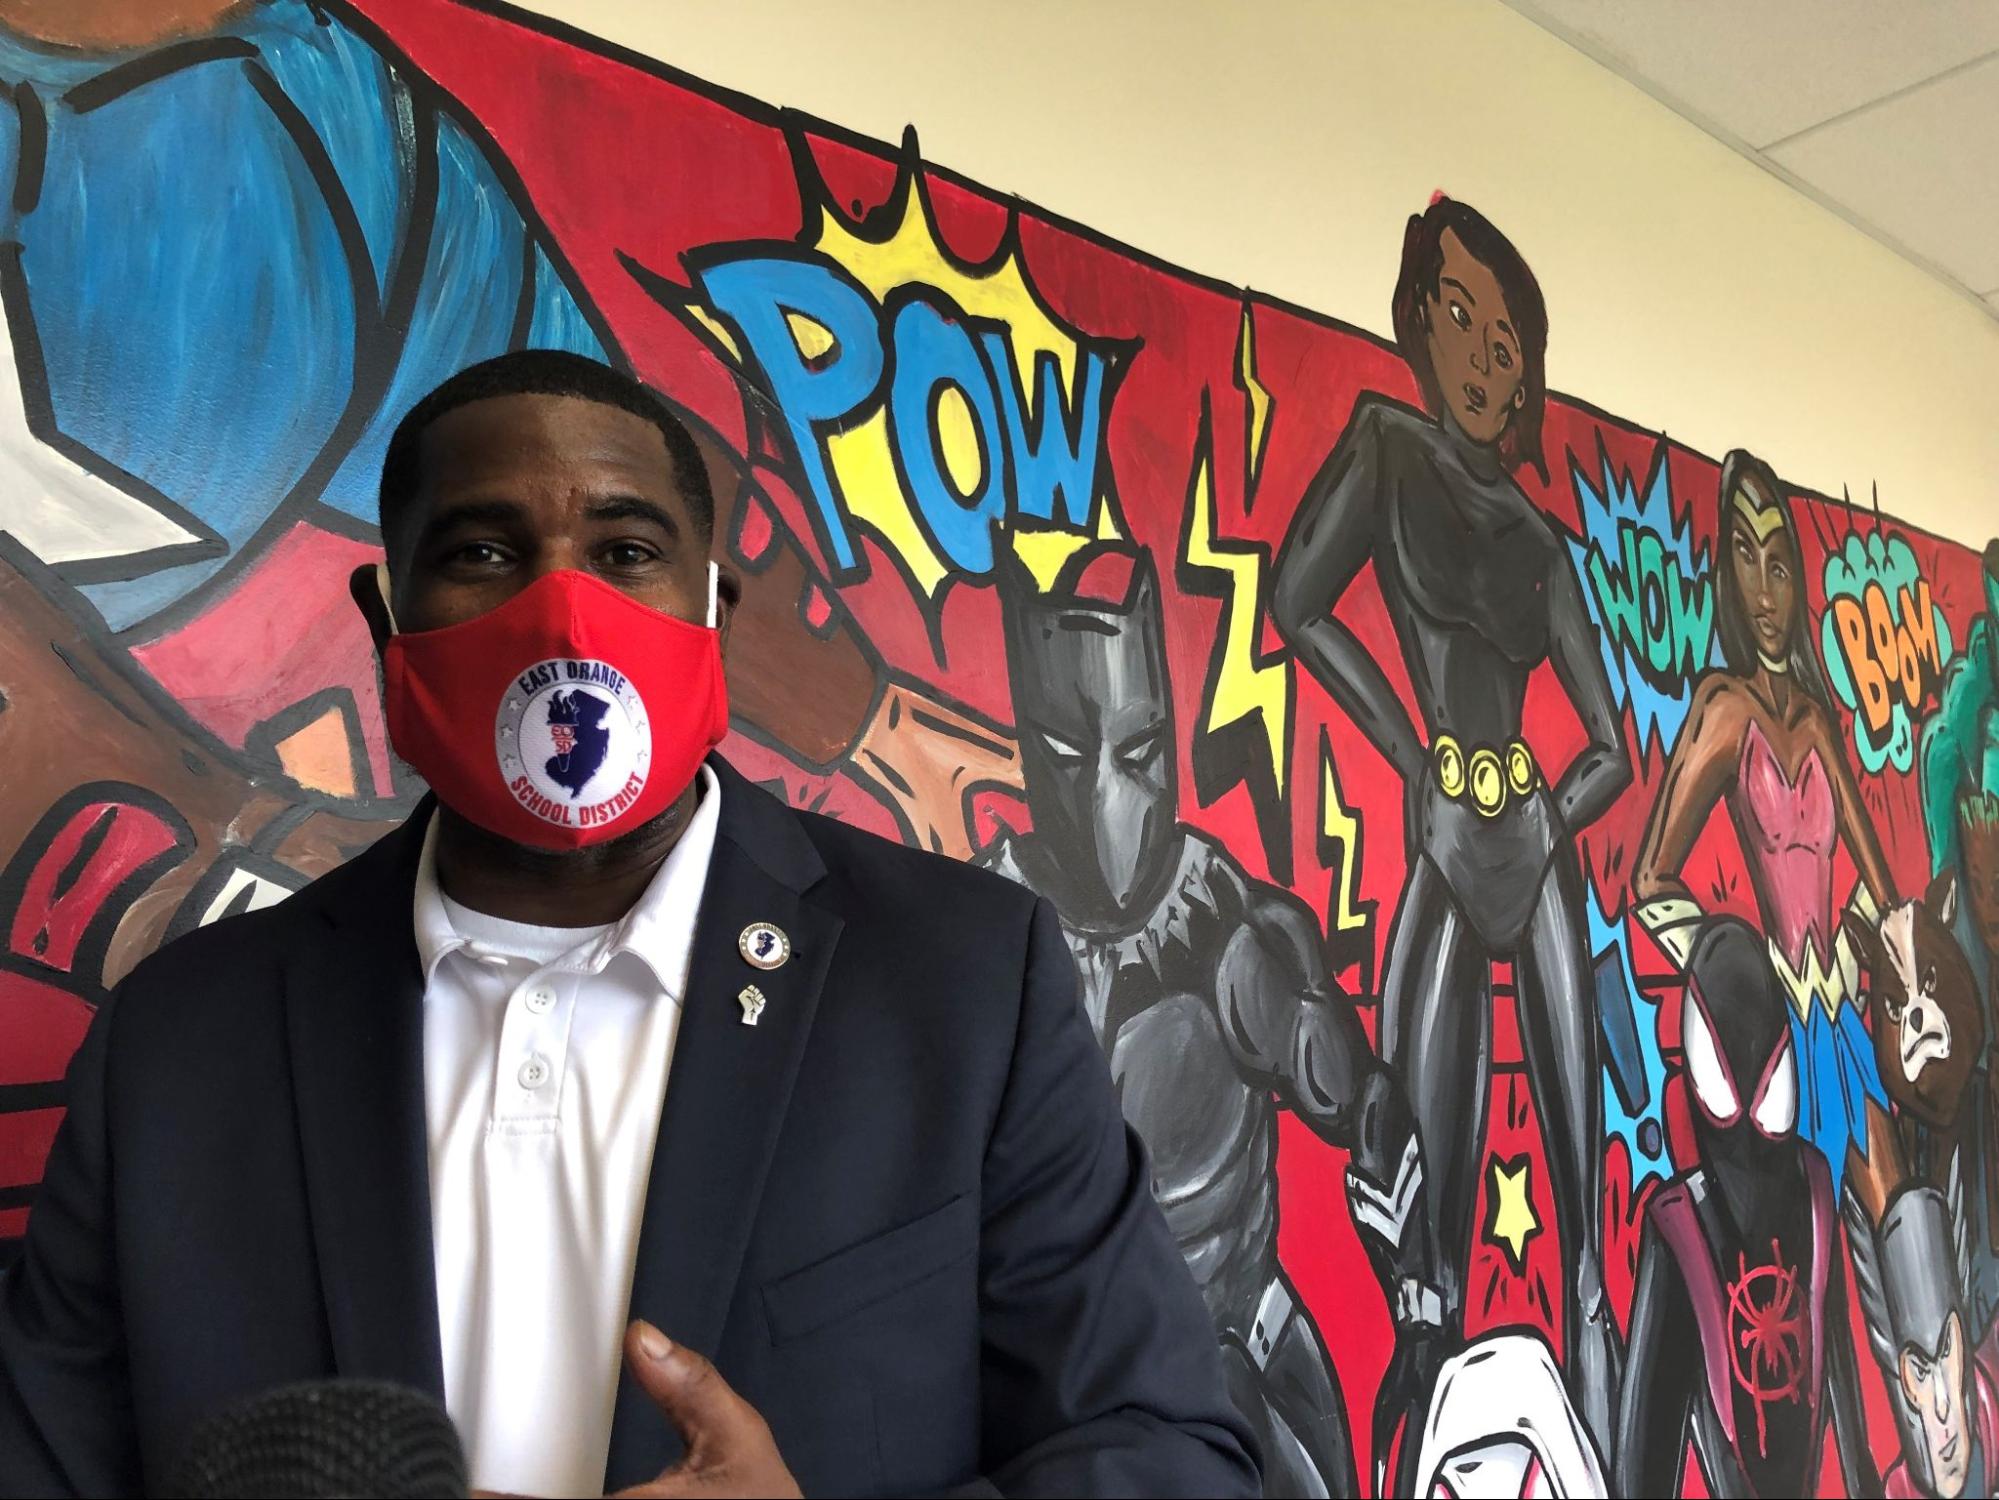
[1412,1330,1608,1499]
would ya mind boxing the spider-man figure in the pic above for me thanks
[1618,915,1880,1497]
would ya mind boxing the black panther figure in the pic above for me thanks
[982,541,1440,1499]
[1273,197,1631,1462]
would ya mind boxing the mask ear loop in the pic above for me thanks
[706,560,720,629]
[374,562,399,634]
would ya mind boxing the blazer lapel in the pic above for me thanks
[283,806,445,1400]
[605,760,843,1488]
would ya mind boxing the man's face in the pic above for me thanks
[1422,228,1525,446]
[375,393,727,638]
[1902,1310,1971,1497]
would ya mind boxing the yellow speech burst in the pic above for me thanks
[804,170,1118,596]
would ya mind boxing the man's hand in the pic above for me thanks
[610,1322,801,1499]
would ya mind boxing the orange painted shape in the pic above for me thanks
[275,708,359,798]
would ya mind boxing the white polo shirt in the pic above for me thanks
[413,766,722,1497]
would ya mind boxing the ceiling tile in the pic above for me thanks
[1766,54,1999,293]
[1510,0,1999,146]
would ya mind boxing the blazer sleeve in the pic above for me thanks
[0,994,137,1498]
[961,896,1261,1498]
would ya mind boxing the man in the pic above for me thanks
[0,351,1258,1498]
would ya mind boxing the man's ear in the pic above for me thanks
[713,559,743,655]
[349,562,393,656]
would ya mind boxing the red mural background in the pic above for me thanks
[1,1,1992,1493]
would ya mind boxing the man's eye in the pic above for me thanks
[450,542,508,567]
[603,541,659,568]
[1493,344,1513,369]
[1449,301,1471,331]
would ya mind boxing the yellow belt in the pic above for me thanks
[1432,735,1539,818]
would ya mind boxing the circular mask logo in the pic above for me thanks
[496,659,651,833]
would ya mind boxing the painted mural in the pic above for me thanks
[1,1,1996,1494]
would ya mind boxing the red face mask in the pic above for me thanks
[381,566,728,850]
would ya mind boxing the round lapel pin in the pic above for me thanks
[739,922,790,970]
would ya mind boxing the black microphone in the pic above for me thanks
[166,1379,468,1498]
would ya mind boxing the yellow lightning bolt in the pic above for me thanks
[1319,743,1368,932]
[1236,302,1272,493]
[1184,445,1289,795]
[1487,1156,1540,1270]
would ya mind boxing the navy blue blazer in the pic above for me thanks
[0,757,1257,1497]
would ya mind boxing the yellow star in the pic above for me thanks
[1486,1154,1541,1271]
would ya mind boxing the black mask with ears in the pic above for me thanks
[994,539,1177,929]
[1681,917,1801,1209]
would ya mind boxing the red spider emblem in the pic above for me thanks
[1727,1240,1807,1456]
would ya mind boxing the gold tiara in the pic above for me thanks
[1730,484,1787,544]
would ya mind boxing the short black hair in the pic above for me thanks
[378,350,714,548]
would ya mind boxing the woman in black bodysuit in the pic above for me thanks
[1273,197,1631,1463]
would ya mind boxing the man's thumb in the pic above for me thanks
[624,1321,746,1455]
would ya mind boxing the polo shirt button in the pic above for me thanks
[525,988,555,1014]
[518,1055,551,1090]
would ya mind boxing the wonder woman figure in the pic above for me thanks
[1632,448,1902,1219]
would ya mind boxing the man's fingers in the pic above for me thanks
[623,1321,760,1459]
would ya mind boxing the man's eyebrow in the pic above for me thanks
[416,498,530,540]
[587,496,681,535]
[1440,276,1475,305]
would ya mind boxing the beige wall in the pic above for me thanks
[517,0,1999,545]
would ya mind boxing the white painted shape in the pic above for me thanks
[0,298,203,568]
[1414,1331,1608,1498]
[198,864,299,926]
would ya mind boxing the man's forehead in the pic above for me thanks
[420,392,674,488]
